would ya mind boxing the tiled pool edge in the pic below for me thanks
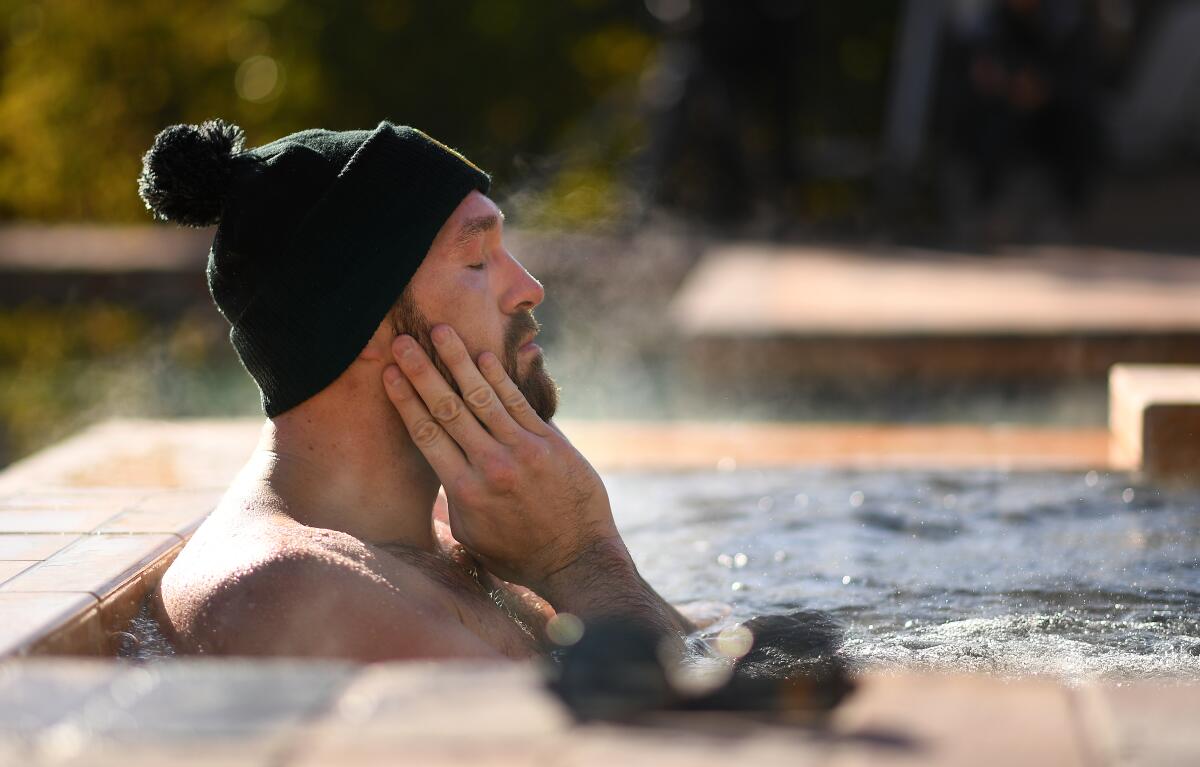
[0,419,1197,764]
[0,413,1156,659]
[0,417,1113,657]
[0,526,190,657]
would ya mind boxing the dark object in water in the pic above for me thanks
[548,621,674,721]
[726,611,856,712]
[547,610,855,722]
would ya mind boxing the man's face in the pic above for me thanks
[389,191,558,421]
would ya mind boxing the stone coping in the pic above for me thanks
[0,659,1195,765]
[0,418,1111,496]
[0,487,219,657]
[671,247,1200,381]
[0,417,1114,657]
[672,245,1200,335]
[1110,364,1200,478]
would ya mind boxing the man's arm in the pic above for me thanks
[536,537,694,645]
[384,326,695,648]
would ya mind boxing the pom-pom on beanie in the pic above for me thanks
[138,120,490,416]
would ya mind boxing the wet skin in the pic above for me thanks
[158,192,690,660]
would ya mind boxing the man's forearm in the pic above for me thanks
[536,537,694,648]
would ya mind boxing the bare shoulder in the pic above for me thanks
[159,509,501,661]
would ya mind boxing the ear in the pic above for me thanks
[358,316,394,363]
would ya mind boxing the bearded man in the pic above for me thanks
[139,120,692,659]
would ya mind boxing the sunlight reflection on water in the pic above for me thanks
[609,468,1200,683]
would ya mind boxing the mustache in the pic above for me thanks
[403,310,542,394]
[504,310,541,358]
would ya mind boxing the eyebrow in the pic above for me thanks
[453,212,504,247]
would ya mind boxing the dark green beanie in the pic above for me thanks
[138,120,490,416]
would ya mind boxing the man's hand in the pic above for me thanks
[382,325,625,593]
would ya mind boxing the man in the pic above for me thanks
[139,120,693,659]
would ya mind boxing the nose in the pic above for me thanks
[500,250,545,313]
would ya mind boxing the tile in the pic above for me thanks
[292,663,617,765]
[0,534,178,598]
[95,488,223,537]
[74,660,355,737]
[0,659,124,729]
[309,662,569,744]
[58,739,282,767]
[0,661,286,766]
[27,603,106,656]
[0,661,348,763]
[0,738,33,766]
[0,562,33,586]
[293,739,562,767]
[553,724,826,767]
[4,488,148,512]
[1089,681,1200,766]
[0,533,79,560]
[0,508,125,534]
[0,593,97,656]
[96,544,182,654]
[0,489,144,534]
[828,673,1084,767]
[295,662,574,765]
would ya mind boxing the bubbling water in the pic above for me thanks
[608,468,1200,684]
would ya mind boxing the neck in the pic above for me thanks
[245,371,441,550]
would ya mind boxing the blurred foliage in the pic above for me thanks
[0,304,256,464]
[0,0,657,222]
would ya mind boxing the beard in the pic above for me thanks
[390,287,559,422]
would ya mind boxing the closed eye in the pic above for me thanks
[467,262,485,271]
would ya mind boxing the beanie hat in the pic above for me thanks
[137,120,490,416]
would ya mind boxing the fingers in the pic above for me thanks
[477,349,551,436]
[429,325,524,445]
[382,365,469,479]
[391,335,502,461]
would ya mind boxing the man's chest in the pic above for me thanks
[370,540,544,659]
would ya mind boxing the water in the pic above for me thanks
[608,468,1200,684]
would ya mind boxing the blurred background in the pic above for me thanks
[2,0,1199,468]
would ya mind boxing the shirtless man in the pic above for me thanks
[138,120,692,660]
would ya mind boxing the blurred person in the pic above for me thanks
[139,120,693,659]
[646,0,806,230]
[946,0,1102,223]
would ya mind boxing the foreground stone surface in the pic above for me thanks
[1110,364,1200,479]
[0,659,1194,766]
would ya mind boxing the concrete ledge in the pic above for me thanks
[0,660,1194,765]
[672,247,1200,382]
[1110,364,1200,478]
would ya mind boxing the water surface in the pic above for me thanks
[609,468,1200,682]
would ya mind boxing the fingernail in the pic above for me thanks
[432,325,450,343]
[383,366,402,386]
[397,335,414,355]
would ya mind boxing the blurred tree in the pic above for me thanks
[0,0,655,222]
